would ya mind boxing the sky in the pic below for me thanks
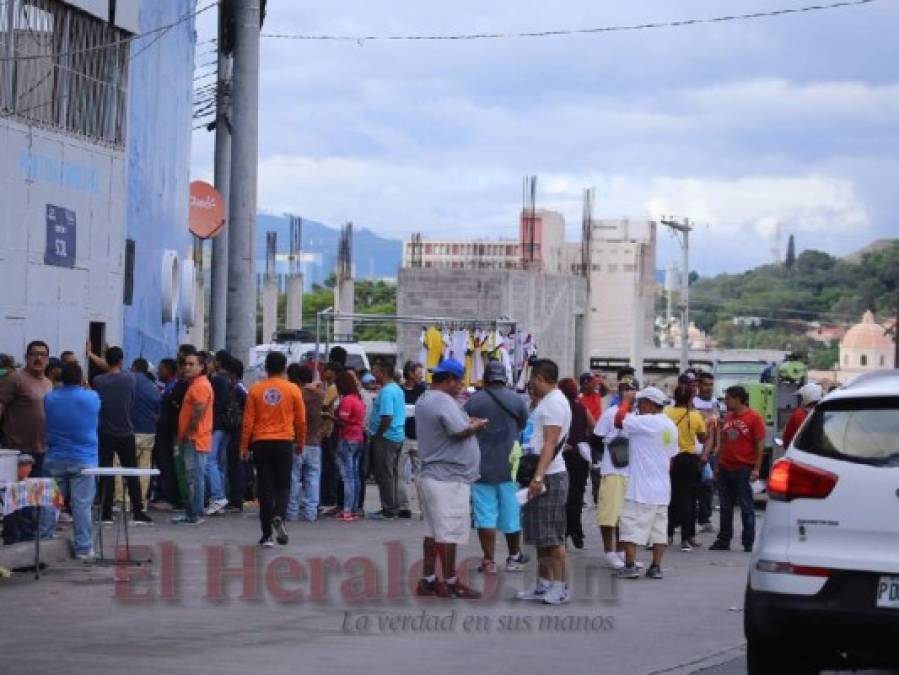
[189,0,899,276]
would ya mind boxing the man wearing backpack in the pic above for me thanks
[464,361,530,574]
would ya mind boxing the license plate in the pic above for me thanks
[875,576,899,609]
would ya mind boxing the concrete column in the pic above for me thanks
[285,273,303,329]
[262,279,278,343]
[334,277,354,338]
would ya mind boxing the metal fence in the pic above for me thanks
[0,0,130,146]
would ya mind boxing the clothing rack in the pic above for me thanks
[314,308,520,372]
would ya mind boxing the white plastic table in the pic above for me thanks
[82,467,159,564]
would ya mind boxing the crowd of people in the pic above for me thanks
[0,339,772,605]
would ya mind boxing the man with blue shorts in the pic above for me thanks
[464,361,530,574]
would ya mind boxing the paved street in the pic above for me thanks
[1,489,753,675]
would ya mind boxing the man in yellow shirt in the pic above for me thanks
[663,384,707,551]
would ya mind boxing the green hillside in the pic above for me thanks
[683,240,899,369]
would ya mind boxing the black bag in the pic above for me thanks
[221,390,243,434]
[607,435,630,469]
[516,436,566,487]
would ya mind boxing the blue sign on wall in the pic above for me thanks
[44,204,76,267]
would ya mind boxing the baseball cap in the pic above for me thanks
[618,375,639,391]
[361,373,376,385]
[430,358,465,379]
[636,386,669,407]
[484,361,507,384]
[579,372,595,386]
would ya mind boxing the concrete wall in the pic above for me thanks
[122,0,195,364]
[0,118,127,358]
[397,268,589,378]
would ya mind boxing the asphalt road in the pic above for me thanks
[0,488,757,675]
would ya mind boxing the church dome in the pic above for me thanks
[842,311,892,351]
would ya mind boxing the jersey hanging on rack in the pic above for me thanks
[464,331,475,387]
[424,326,444,382]
[451,329,469,363]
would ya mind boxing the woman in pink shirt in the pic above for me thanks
[335,372,366,521]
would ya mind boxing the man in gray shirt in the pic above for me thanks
[464,361,530,574]
[91,346,152,524]
[414,358,486,600]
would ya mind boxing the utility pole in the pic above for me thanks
[661,217,693,373]
[225,0,260,362]
[209,1,233,350]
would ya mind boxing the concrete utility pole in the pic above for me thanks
[225,0,260,362]
[661,217,693,373]
[285,215,304,329]
[209,2,233,351]
[262,231,278,342]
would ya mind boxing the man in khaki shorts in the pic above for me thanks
[592,377,638,570]
[613,386,678,580]
[413,358,486,600]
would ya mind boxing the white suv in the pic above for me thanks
[745,369,899,674]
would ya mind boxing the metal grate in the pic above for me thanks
[0,0,131,146]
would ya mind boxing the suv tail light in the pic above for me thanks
[767,459,838,501]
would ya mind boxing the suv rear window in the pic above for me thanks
[793,397,899,466]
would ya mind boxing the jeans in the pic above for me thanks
[44,456,96,555]
[226,430,245,506]
[287,446,321,521]
[152,427,182,508]
[336,440,363,513]
[371,436,404,515]
[252,440,294,538]
[717,465,756,549]
[181,441,208,521]
[99,432,144,519]
[668,452,701,540]
[397,439,420,510]
[206,430,230,502]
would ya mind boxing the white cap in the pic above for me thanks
[636,386,669,407]
[797,382,823,407]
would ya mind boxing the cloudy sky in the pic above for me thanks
[190,0,899,275]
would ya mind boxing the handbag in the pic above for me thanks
[516,436,566,487]
[607,435,630,469]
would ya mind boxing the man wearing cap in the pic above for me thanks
[464,361,530,574]
[782,382,822,449]
[592,376,638,570]
[367,361,407,520]
[614,386,679,580]
[414,358,486,599]
[0,341,54,476]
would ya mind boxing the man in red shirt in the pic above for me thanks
[578,373,602,423]
[710,385,766,553]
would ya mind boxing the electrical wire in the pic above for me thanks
[259,0,876,43]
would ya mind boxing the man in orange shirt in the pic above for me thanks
[241,352,306,547]
[174,352,214,524]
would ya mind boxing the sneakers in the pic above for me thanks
[505,552,530,572]
[259,536,275,548]
[515,582,550,601]
[437,581,482,600]
[366,510,397,521]
[75,549,95,561]
[542,583,570,605]
[646,565,664,580]
[416,577,437,597]
[336,512,359,522]
[171,513,203,525]
[58,512,73,524]
[615,552,644,569]
[680,541,693,552]
[477,558,498,575]
[616,565,641,579]
[132,511,154,525]
[205,498,229,516]
[272,516,288,545]
[709,540,731,551]
[605,552,625,570]
[319,506,340,518]
[699,522,716,534]
[397,509,413,519]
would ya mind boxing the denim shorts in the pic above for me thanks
[471,481,521,534]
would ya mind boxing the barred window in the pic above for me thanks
[0,0,131,146]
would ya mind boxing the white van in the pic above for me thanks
[247,341,370,382]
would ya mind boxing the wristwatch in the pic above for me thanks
[533,475,543,484]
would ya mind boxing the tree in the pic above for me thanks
[785,234,796,270]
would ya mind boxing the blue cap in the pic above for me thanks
[361,373,376,385]
[430,358,465,379]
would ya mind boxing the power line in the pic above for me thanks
[260,0,876,43]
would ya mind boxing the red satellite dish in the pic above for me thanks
[189,181,225,239]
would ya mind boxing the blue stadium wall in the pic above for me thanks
[123,0,195,365]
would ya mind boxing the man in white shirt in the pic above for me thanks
[614,386,678,580]
[592,377,638,570]
[516,359,572,605]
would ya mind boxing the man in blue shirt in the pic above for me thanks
[130,358,161,505]
[367,362,406,520]
[43,362,100,558]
